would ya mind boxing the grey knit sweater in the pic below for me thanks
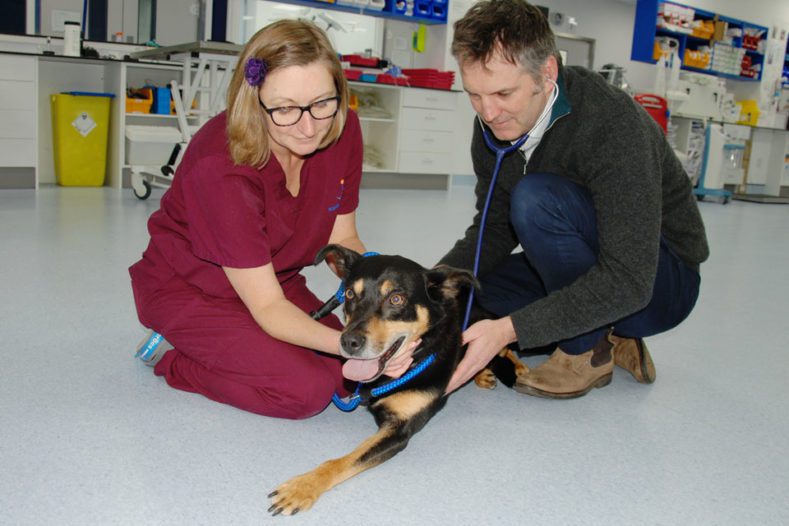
[439,66,709,350]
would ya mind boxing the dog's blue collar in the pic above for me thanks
[332,352,436,412]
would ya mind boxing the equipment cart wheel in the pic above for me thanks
[133,180,152,200]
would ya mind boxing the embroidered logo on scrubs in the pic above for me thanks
[328,178,345,212]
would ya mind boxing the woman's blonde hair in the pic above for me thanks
[226,19,349,167]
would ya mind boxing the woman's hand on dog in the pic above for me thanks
[445,318,517,394]
[382,338,421,378]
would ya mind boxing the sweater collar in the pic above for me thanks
[546,67,571,130]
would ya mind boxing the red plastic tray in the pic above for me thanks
[342,55,380,68]
[343,69,363,81]
[376,74,410,86]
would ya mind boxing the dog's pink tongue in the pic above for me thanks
[342,359,379,382]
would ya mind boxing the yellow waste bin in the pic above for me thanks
[51,91,115,186]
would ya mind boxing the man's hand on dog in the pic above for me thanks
[445,317,517,394]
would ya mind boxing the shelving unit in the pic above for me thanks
[116,61,200,189]
[270,0,448,25]
[351,82,401,173]
[349,81,458,183]
[1,49,460,190]
[631,0,768,82]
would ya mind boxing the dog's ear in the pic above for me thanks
[314,244,361,280]
[425,265,478,300]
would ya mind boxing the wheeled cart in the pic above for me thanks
[129,42,240,199]
[130,80,191,200]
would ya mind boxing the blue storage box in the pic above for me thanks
[150,86,171,115]
[431,2,447,20]
[414,0,431,17]
[389,0,409,15]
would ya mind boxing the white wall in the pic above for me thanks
[40,0,82,36]
[154,0,200,45]
[253,1,384,57]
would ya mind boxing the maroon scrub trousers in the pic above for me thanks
[130,111,362,419]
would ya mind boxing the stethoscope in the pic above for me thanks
[462,77,560,330]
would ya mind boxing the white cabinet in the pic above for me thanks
[398,88,456,175]
[0,54,37,186]
[349,81,459,179]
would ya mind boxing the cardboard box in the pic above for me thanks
[713,19,728,41]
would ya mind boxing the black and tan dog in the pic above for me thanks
[267,245,526,516]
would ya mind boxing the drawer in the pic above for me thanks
[400,107,454,132]
[0,55,36,81]
[0,110,36,139]
[0,80,36,110]
[398,151,452,174]
[0,139,36,167]
[398,130,453,153]
[402,88,457,111]
[0,110,35,139]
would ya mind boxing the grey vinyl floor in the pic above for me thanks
[1,183,788,526]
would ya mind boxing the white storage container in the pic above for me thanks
[125,125,181,165]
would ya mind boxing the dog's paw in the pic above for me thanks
[268,472,324,516]
[474,368,498,389]
[513,360,529,378]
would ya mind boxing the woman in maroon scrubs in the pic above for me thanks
[129,20,409,419]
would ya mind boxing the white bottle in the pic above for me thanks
[63,21,81,57]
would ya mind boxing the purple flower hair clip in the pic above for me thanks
[245,57,268,87]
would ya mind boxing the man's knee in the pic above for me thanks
[509,173,565,233]
[510,173,596,246]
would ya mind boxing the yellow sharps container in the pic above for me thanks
[51,91,115,186]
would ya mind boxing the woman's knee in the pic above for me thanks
[243,366,338,420]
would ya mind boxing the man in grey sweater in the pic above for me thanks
[442,0,709,397]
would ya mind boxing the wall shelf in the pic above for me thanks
[267,0,448,25]
[631,0,768,82]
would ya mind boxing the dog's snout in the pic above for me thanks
[341,332,366,354]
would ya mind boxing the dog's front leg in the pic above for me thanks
[268,423,407,516]
[268,390,437,516]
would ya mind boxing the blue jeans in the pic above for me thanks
[477,173,701,355]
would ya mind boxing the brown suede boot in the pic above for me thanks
[610,335,656,384]
[514,335,613,399]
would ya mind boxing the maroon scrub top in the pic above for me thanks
[130,110,363,303]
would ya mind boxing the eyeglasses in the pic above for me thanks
[259,96,340,126]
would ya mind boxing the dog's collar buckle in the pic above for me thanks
[332,390,364,412]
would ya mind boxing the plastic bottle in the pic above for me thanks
[63,21,81,57]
